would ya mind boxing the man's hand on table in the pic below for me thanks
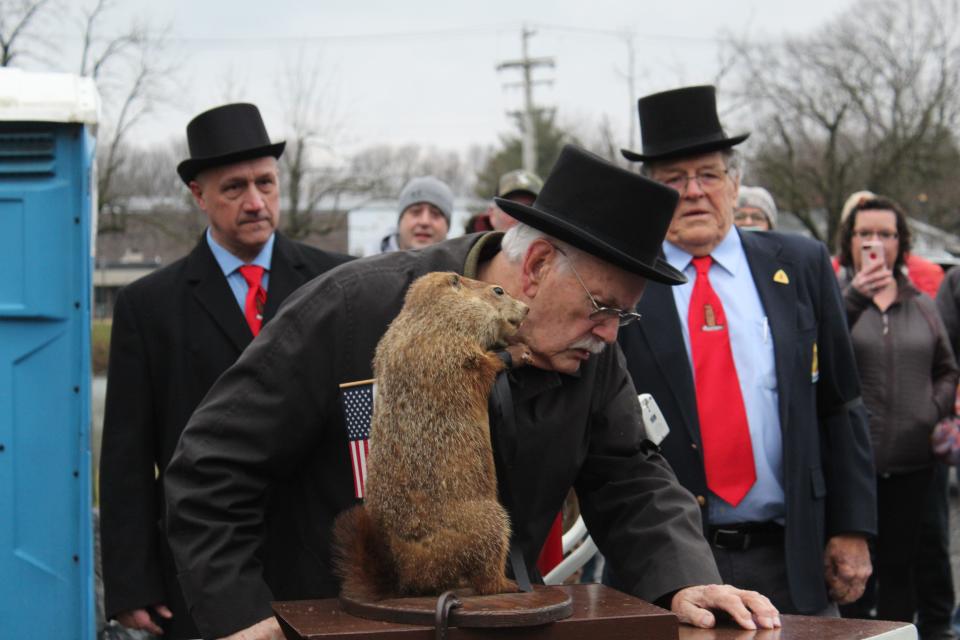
[672,585,781,630]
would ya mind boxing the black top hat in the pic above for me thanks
[620,85,749,163]
[176,103,286,184]
[495,145,686,285]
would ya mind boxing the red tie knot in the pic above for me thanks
[692,255,713,276]
[239,264,265,288]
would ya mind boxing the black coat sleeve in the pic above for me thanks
[164,277,349,639]
[812,242,877,538]
[575,346,721,602]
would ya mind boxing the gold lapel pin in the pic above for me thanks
[773,269,790,285]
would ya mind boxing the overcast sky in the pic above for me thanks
[44,0,858,157]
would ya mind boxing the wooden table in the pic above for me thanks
[273,583,917,640]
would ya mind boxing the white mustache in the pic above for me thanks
[568,336,606,354]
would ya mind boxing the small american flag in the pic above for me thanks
[339,379,375,499]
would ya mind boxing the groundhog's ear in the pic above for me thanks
[449,273,462,289]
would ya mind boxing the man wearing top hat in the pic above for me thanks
[617,85,876,615]
[99,103,352,638]
[164,144,783,640]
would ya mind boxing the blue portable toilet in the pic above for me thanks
[0,68,99,639]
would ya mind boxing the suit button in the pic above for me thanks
[691,443,698,450]
[696,495,706,507]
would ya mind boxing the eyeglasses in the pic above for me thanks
[734,210,767,223]
[552,245,642,327]
[657,168,730,193]
[853,230,898,241]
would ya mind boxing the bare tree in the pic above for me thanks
[77,0,176,231]
[275,55,378,240]
[275,57,475,240]
[0,0,177,232]
[0,0,53,66]
[726,0,960,243]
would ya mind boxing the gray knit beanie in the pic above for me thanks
[736,186,778,227]
[397,176,454,223]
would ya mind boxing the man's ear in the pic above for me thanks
[188,180,206,211]
[519,239,556,299]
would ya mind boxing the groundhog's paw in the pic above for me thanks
[505,344,533,368]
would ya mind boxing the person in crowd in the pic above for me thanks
[617,84,877,616]
[372,176,453,253]
[487,168,543,231]
[164,145,783,640]
[735,185,777,231]
[835,194,958,625]
[464,211,494,233]
[838,190,944,297]
[840,190,955,636]
[98,103,352,638]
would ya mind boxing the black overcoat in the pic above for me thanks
[99,232,351,638]
[618,229,877,614]
[164,233,723,640]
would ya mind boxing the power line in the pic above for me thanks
[529,22,723,44]
[157,22,723,48]
[165,25,515,47]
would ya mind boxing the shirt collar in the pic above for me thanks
[663,225,744,277]
[206,228,275,277]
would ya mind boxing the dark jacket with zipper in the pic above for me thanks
[843,274,958,475]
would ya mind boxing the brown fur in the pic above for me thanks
[333,272,528,600]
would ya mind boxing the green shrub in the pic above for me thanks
[92,319,111,375]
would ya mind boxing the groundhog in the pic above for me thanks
[333,271,529,601]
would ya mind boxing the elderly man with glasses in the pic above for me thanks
[164,144,783,640]
[617,85,877,618]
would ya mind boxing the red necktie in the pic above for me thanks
[239,265,267,336]
[688,256,756,506]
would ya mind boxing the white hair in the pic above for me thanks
[500,223,582,271]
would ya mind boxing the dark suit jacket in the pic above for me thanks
[99,232,351,638]
[618,229,876,614]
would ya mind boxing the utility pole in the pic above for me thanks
[496,26,554,173]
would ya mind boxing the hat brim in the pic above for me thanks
[499,187,539,200]
[621,132,749,163]
[494,197,687,285]
[177,141,286,185]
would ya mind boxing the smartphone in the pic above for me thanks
[861,241,885,271]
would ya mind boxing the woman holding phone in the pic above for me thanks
[835,194,958,623]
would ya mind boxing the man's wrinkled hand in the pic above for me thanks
[116,604,173,635]
[824,534,872,604]
[671,584,781,630]
[218,616,284,640]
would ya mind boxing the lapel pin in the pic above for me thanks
[773,269,790,285]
